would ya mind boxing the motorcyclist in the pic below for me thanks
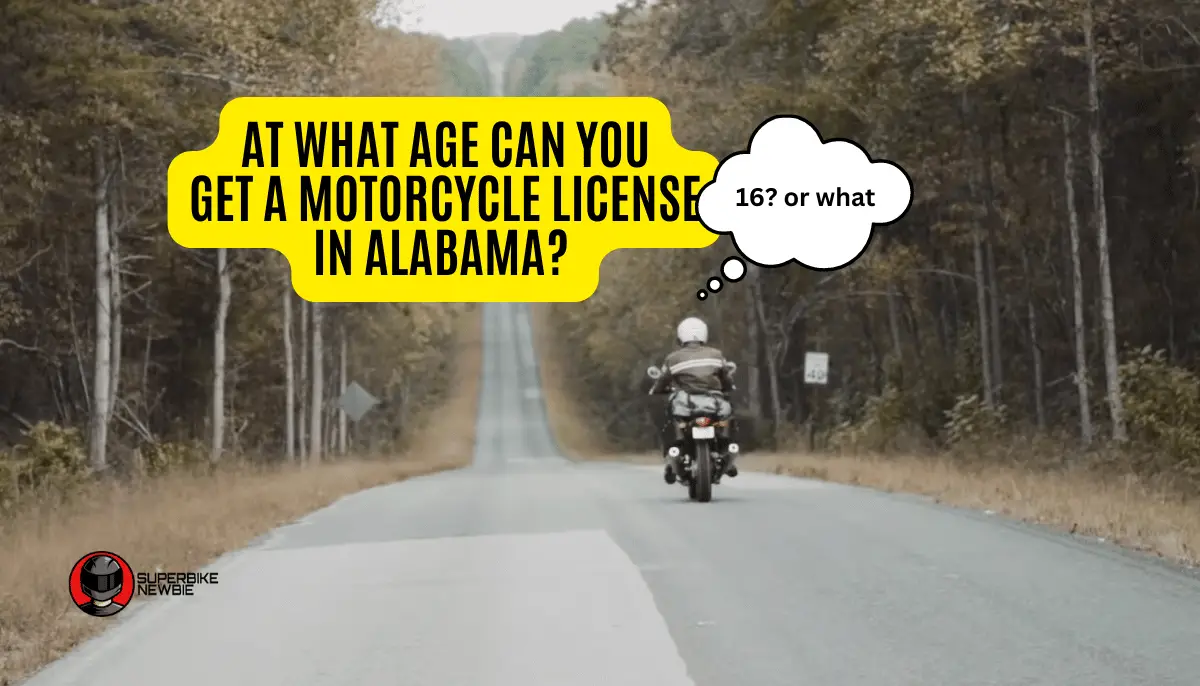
[648,316,738,483]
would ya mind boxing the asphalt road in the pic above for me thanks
[28,303,1200,685]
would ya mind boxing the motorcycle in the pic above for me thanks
[646,362,741,503]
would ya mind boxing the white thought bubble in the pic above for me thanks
[697,115,914,271]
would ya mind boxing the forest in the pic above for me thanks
[504,17,613,96]
[540,0,1200,493]
[0,0,490,511]
[440,37,493,96]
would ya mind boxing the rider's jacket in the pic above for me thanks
[651,342,733,395]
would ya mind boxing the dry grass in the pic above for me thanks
[403,303,483,465]
[742,451,1200,567]
[530,304,1198,567]
[529,304,608,460]
[0,305,482,685]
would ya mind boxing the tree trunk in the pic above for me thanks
[338,317,347,456]
[1021,247,1046,430]
[887,290,903,385]
[309,301,324,463]
[901,294,923,362]
[985,238,1003,398]
[750,278,782,443]
[981,141,1005,399]
[962,93,993,406]
[211,248,231,463]
[744,264,763,418]
[88,141,113,473]
[324,335,336,456]
[108,177,123,420]
[973,225,993,406]
[1084,1,1127,442]
[299,299,309,459]
[1061,112,1094,445]
[282,270,296,461]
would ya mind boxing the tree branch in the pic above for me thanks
[133,69,258,90]
[913,267,978,282]
[1,245,52,277]
[0,338,40,353]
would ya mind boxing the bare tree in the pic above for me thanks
[1083,1,1126,441]
[887,290,903,366]
[1021,247,1046,429]
[108,167,123,420]
[309,301,324,463]
[338,317,348,456]
[1061,111,1094,444]
[972,200,994,406]
[750,277,783,438]
[743,264,763,419]
[963,94,994,406]
[299,299,309,458]
[88,141,113,472]
[211,248,231,462]
[282,268,296,460]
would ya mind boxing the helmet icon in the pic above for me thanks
[70,551,134,617]
[82,555,122,601]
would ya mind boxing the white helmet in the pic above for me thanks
[676,317,708,345]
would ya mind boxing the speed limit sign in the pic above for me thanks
[803,352,829,385]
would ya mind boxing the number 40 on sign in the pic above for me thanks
[804,352,829,385]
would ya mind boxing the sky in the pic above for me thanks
[395,0,626,37]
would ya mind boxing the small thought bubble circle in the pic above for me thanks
[721,257,746,281]
[697,256,750,301]
[696,115,914,271]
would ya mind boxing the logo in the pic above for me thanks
[70,551,135,617]
[70,551,221,617]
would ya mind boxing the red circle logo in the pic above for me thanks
[69,551,135,617]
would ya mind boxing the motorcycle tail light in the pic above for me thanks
[695,417,712,427]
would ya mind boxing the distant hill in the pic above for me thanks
[437,38,491,95]
[430,20,614,97]
[503,18,614,96]
[473,33,525,67]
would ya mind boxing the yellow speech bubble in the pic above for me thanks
[166,97,718,302]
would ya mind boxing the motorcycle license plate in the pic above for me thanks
[691,426,715,439]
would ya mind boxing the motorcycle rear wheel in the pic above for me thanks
[694,442,713,502]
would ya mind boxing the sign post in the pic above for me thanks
[803,352,830,451]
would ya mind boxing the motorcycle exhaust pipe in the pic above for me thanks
[725,442,740,470]
[666,446,682,474]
